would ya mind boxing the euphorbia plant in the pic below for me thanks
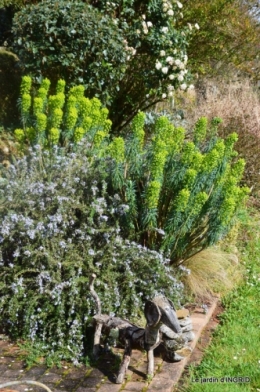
[14,76,112,149]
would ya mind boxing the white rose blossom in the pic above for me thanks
[180,83,187,90]
[195,23,200,30]
[166,56,174,64]
[162,93,167,99]
[162,66,169,74]
[155,61,162,70]
[169,74,175,80]
[167,9,174,16]
[168,91,173,97]
[147,21,153,27]
[160,50,166,56]
[177,1,183,9]
[177,75,184,82]
[161,27,168,34]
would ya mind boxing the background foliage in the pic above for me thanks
[10,0,194,132]
[179,0,260,78]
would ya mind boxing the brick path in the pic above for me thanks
[0,299,219,392]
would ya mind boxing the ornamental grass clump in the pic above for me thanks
[0,142,184,365]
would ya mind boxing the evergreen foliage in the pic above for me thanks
[10,0,195,132]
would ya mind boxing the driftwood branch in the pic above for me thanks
[89,273,101,315]
[89,273,102,358]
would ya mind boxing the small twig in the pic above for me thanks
[0,380,52,391]
[89,273,102,358]
[89,273,101,315]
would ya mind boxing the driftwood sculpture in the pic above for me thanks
[89,274,188,384]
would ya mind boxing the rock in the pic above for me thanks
[181,323,193,333]
[175,346,192,357]
[179,316,192,327]
[171,352,185,362]
[176,308,190,319]
[163,334,186,351]
[182,331,195,342]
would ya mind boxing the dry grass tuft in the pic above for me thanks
[181,247,244,302]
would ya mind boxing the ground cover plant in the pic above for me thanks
[177,207,260,391]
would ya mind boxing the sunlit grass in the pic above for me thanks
[178,207,260,391]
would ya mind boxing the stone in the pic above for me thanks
[179,316,192,328]
[176,308,189,319]
[175,346,192,357]
[170,352,185,362]
[182,331,195,342]
[181,323,193,333]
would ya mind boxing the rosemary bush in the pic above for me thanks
[0,143,184,364]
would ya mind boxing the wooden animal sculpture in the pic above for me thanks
[89,274,182,383]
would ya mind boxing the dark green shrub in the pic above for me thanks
[10,0,195,132]
[0,48,21,127]
[11,0,128,105]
